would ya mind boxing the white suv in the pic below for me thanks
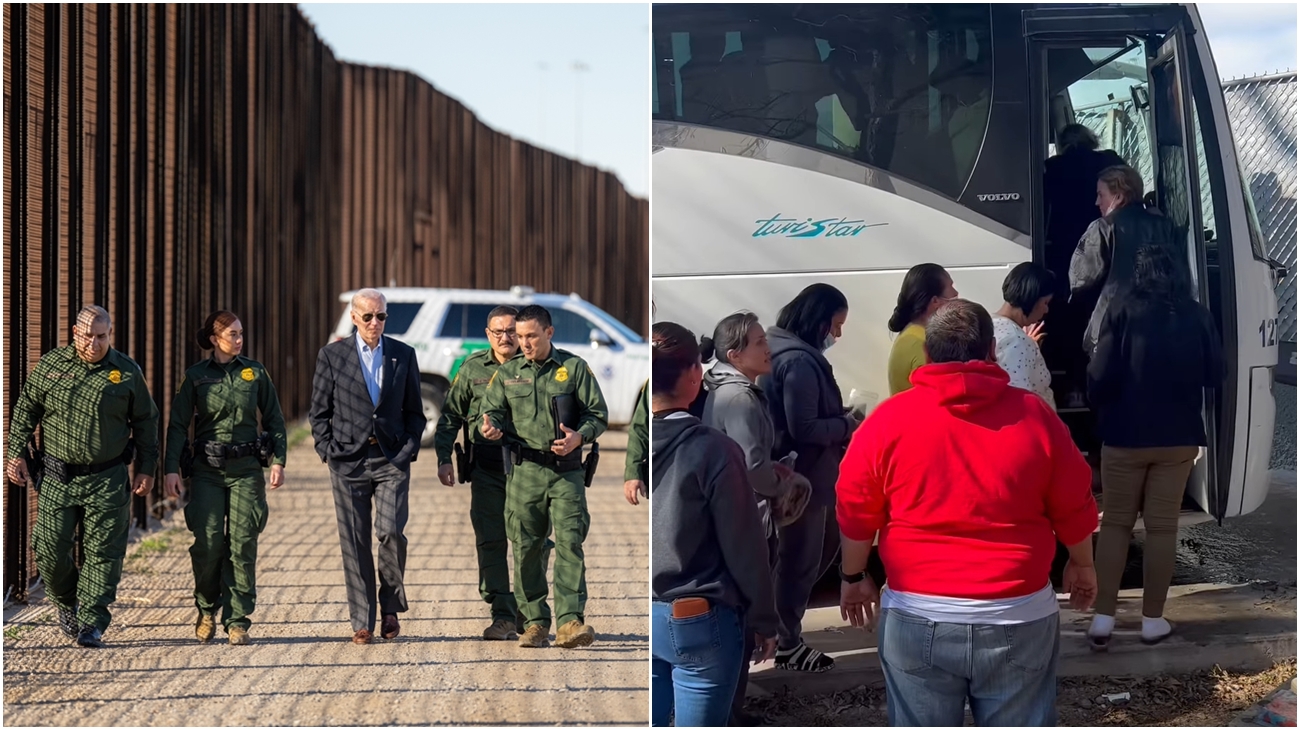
[330,286,649,446]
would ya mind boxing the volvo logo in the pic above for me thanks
[977,193,1022,202]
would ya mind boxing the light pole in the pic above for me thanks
[572,61,589,161]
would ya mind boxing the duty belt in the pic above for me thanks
[517,446,583,472]
[197,440,260,459]
[44,449,131,479]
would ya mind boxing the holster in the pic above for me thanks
[582,442,600,488]
[22,438,45,494]
[255,432,275,469]
[454,444,474,483]
[501,442,520,477]
[179,439,195,479]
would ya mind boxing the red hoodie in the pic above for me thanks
[836,360,1098,600]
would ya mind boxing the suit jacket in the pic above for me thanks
[309,334,426,470]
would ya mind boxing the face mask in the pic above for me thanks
[822,333,839,352]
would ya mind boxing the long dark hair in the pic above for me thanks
[888,264,949,333]
[1131,244,1191,306]
[651,321,700,397]
[775,284,848,348]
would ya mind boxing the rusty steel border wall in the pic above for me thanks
[2,3,650,601]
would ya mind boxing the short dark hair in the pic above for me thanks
[925,299,995,365]
[711,311,761,365]
[515,305,552,329]
[1002,263,1055,315]
[776,284,849,348]
[486,305,518,323]
[651,321,699,396]
[889,264,950,333]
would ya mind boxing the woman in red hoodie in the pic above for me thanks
[836,299,1099,727]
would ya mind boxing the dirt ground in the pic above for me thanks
[746,660,1297,727]
[2,428,649,726]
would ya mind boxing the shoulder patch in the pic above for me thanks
[176,375,186,395]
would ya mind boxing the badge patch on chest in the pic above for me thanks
[241,368,256,382]
[108,370,122,384]
[555,366,569,383]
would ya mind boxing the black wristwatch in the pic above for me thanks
[840,568,868,584]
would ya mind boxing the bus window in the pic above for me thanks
[653,5,993,199]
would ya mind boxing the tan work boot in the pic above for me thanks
[555,620,596,649]
[195,613,216,643]
[483,618,518,641]
[228,626,250,646]
[517,624,549,648]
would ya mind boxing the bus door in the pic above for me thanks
[1024,5,1229,521]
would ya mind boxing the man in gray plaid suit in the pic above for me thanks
[309,288,427,644]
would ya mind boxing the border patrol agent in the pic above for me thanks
[481,304,608,649]
[164,311,287,646]
[435,305,554,641]
[5,305,160,648]
[623,379,649,506]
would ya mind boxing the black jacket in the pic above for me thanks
[1087,292,1224,449]
[309,335,426,469]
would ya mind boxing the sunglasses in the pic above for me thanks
[358,312,388,323]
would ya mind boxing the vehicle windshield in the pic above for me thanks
[581,304,644,343]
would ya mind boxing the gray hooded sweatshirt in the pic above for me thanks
[761,327,857,508]
[702,363,781,500]
[650,413,779,638]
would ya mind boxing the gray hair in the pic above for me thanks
[712,311,761,365]
[74,305,111,330]
[924,299,995,365]
[351,288,387,310]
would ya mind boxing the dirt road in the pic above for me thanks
[3,429,649,726]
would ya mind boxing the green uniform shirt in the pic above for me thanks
[6,345,160,474]
[481,346,609,452]
[164,355,288,473]
[433,348,511,466]
[624,379,649,482]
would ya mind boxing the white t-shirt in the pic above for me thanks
[993,316,1055,409]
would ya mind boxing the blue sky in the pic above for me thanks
[299,3,650,198]
[298,3,1293,201]
[1198,3,1296,80]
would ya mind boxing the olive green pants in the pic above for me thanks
[471,466,552,623]
[505,461,589,630]
[33,465,131,633]
[184,457,268,630]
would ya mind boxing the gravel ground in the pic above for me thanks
[746,660,1297,727]
[2,429,649,726]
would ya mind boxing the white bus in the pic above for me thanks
[651,3,1283,525]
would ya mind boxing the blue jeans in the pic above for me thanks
[879,609,1060,727]
[651,601,745,727]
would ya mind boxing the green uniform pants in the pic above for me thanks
[184,457,268,630]
[471,466,552,623]
[33,465,131,633]
[505,461,589,629]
